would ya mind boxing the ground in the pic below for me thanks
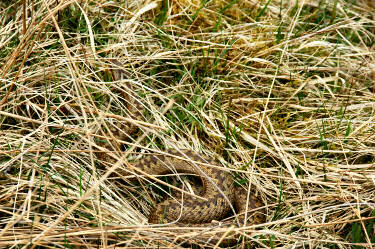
[0,0,374,248]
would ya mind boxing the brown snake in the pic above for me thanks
[97,60,265,246]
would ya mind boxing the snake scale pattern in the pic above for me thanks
[97,60,265,245]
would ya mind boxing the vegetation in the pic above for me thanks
[0,0,374,248]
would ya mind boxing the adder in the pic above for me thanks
[96,60,265,246]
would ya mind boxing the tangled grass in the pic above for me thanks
[0,0,374,248]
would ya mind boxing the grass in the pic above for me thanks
[0,0,375,248]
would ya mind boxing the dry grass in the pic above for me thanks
[1,0,375,248]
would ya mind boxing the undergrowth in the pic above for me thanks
[0,0,374,248]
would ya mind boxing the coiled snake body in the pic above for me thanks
[97,60,265,246]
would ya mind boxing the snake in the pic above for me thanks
[96,60,265,246]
